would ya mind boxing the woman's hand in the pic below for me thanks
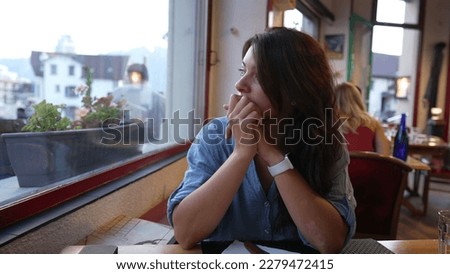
[223,94,262,155]
[224,94,285,165]
[174,94,263,249]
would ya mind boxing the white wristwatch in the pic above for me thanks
[267,154,294,177]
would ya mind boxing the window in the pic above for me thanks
[283,6,319,39]
[50,64,57,75]
[64,85,77,97]
[68,65,75,76]
[368,0,423,123]
[269,3,320,40]
[375,0,420,25]
[0,0,208,229]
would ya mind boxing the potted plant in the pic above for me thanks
[0,118,25,179]
[1,68,145,187]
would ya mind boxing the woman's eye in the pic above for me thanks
[238,68,245,76]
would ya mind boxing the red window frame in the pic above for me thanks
[0,143,190,230]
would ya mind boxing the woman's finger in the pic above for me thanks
[227,94,242,116]
[225,94,242,139]
[229,103,262,142]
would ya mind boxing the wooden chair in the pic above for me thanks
[426,146,450,184]
[425,161,450,195]
[427,170,450,185]
[348,151,412,240]
[409,146,450,216]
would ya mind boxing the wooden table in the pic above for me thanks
[408,135,448,180]
[406,156,431,171]
[61,239,438,254]
[61,244,202,254]
[409,135,448,157]
[379,239,438,254]
[403,156,432,216]
[404,135,448,216]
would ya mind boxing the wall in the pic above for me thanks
[0,158,187,253]
[320,0,352,83]
[208,0,268,118]
[416,0,450,132]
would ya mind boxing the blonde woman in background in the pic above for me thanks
[335,82,391,155]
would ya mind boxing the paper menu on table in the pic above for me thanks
[221,241,300,254]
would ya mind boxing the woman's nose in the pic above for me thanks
[235,78,248,93]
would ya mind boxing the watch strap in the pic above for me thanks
[267,154,294,177]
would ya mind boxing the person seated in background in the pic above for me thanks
[335,82,391,155]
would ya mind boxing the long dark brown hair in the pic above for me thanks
[243,27,344,226]
[243,27,343,195]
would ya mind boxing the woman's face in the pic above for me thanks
[234,46,275,117]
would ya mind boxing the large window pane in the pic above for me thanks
[283,8,319,39]
[376,0,421,25]
[372,26,404,56]
[0,0,207,205]
[369,1,422,126]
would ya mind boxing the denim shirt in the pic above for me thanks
[167,117,356,247]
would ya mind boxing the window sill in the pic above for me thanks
[0,143,189,245]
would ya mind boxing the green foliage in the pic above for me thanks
[80,66,94,110]
[78,94,125,128]
[22,100,72,132]
[23,66,126,132]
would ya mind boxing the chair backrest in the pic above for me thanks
[345,126,376,152]
[348,151,412,240]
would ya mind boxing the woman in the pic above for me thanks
[335,82,391,155]
[167,27,356,253]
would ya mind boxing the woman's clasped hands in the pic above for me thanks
[223,94,282,165]
[224,93,262,147]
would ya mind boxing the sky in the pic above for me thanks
[0,0,169,59]
[371,0,406,56]
[1,0,408,59]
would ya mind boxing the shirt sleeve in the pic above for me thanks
[167,118,230,227]
[294,154,357,249]
[324,149,357,245]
